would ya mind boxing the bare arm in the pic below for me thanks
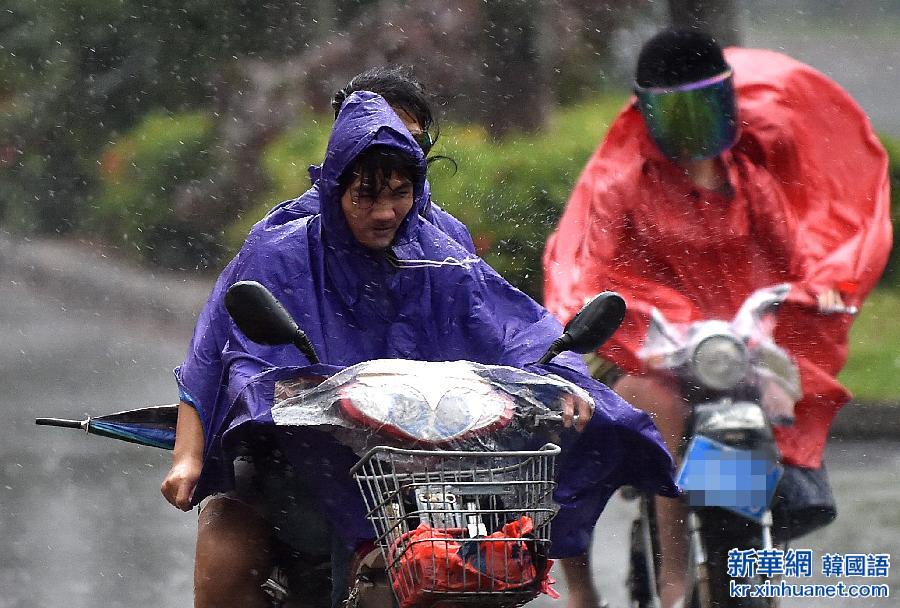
[160,401,205,511]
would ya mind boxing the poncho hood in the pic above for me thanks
[317,91,428,251]
[262,92,476,253]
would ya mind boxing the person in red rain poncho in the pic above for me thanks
[543,29,892,608]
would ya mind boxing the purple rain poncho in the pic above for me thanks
[176,91,677,558]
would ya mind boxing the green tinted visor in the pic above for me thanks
[635,69,738,161]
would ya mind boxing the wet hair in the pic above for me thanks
[332,66,434,132]
[338,145,422,198]
[635,29,729,88]
[334,66,456,174]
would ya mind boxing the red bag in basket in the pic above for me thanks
[388,516,557,608]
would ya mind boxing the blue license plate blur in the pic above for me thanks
[676,435,782,522]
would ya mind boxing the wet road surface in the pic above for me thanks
[1,273,194,608]
[2,266,898,607]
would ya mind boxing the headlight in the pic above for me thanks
[691,335,749,391]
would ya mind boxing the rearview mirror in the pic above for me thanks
[537,292,626,364]
[224,280,320,364]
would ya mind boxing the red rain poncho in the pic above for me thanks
[543,48,892,468]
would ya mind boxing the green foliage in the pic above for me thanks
[91,111,214,267]
[877,135,900,286]
[226,115,333,247]
[0,0,319,234]
[839,288,900,400]
[233,100,899,300]
[428,99,627,298]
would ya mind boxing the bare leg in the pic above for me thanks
[653,493,688,608]
[195,497,274,608]
[560,555,606,608]
[614,374,688,608]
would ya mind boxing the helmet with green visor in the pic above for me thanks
[634,29,738,162]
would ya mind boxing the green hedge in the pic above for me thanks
[85,99,898,297]
[91,111,215,268]
[425,100,627,298]
[226,115,333,246]
[839,288,900,400]
[238,99,898,300]
[878,135,900,285]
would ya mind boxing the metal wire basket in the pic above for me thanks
[349,444,560,608]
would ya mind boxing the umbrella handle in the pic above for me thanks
[35,417,87,430]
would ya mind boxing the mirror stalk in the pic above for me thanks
[535,292,626,365]
[537,335,572,365]
[292,332,320,364]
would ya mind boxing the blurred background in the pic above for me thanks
[0,1,896,282]
[1,1,897,606]
[2,0,897,395]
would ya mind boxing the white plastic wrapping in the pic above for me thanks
[271,359,594,454]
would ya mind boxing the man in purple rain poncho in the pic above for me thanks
[162,90,678,608]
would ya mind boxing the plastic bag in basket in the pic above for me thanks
[388,516,557,608]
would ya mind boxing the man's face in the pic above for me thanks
[341,171,414,250]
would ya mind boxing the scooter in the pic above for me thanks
[625,285,819,608]
[221,280,628,607]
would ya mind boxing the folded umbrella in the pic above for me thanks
[35,405,178,450]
